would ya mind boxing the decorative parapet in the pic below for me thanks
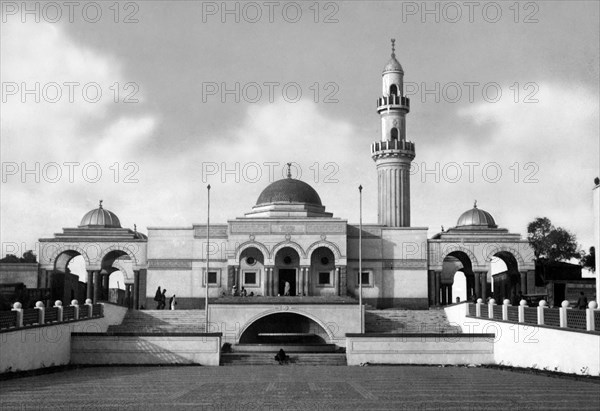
[0,300,104,332]
[467,299,599,333]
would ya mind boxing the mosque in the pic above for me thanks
[36,41,536,314]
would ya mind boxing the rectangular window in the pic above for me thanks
[318,272,331,285]
[207,272,217,284]
[357,271,370,286]
[244,271,257,285]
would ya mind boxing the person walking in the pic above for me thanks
[158,289,167,310]
[169,294,177,310]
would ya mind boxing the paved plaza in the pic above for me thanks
[1,365,599,410]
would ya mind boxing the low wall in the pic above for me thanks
[71,333,221,366]
[345,333,494,366]
[0,303,127,374]
[445,303,600,376]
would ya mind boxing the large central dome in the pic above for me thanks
[256,178,323,206]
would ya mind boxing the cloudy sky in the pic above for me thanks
[1,1,599,259]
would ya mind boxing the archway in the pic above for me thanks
[309,246,335,296]
[239,246,265,296]
[492,251,521,303]
[452,271,467,303]
[55,252,87,304]
[390,84,398,96]
[440,251,475,304]
[274,247,300,296]
[239,312,330,345]
[101,250,133,304]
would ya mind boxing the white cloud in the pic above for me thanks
[0,22,157,254]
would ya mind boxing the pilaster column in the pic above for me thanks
[434,271,441,305]
[336,267,341,296]
[304,267,310,296]
[93,271,100,303]
[480,272,487,301]
[274,268,279,296]
[133,270,140,310]
[263,268,269,296]
[520,271,527,295]
[86,270,93,300]
[234,266,240,289]
[473,273,480,299]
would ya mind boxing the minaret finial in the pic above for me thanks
[134,224,137,232]
[99,199,103,208]
[391,38,396,57]
[474,200,477,208]
[286,162,292,178]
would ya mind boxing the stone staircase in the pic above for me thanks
[365,309,461,333]
[220,352,347,366]
[107,310,207,333]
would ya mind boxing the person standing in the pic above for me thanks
[169,294,177,310]
[154,286,162,309]
[284,281,290,296]
[577,292,588,309]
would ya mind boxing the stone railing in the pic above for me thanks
[467,298,599,333]
[371,140,415,154]
[0,299,104,331]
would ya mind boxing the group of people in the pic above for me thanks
[154,286,177,310]
[230,285,255,297]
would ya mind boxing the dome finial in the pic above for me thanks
[391,38,396,58]
[286,162,292,178]
[99,199,103,209]
[473,200,477,208]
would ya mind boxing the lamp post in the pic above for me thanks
[205,184,211,333]
[358,185,363,333]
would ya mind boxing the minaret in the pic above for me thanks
[371,39,415,227]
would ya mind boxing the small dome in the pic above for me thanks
[256,178,322,206]
[383,55,404,73]
[456,202,497,228]
[79,201,121,228]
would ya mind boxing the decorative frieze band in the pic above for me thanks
[148,259,192,270]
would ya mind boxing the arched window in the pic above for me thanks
[390,84,398,96]
[391,128,399,141]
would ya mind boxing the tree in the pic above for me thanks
[0,254,20,263]
[21,250,37,263]
[527,217,579,263]
[581,246,596,272]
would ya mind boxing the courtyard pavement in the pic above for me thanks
[1,365,599,410]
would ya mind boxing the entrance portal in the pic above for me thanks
[278,269,296,296]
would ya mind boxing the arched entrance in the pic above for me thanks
[101,250,133,306]
[452,271,467,303]
[55,251,87,304]
[440,251,475,304]
[492,251,521,303]
[239,312,331,345]
[239,246,265,296]
[274,247,300,296]
[310,246,336,296]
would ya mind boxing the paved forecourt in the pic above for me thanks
[1,366,599,410]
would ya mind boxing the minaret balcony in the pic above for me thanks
[376,95,410,112]
[371,140,415,158]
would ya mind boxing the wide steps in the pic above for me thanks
[220,353,347,366]
[107,310,207,333]
[365,309,461,333]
